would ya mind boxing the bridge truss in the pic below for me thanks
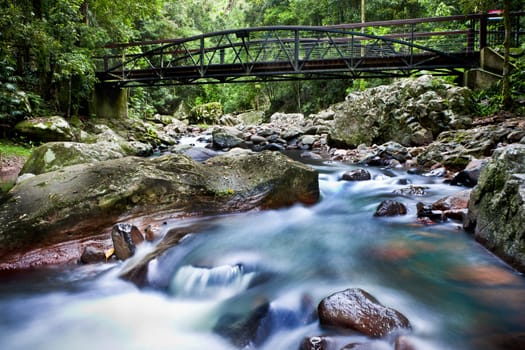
[95,12,524,87]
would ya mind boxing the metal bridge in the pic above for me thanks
[95,12,524,87]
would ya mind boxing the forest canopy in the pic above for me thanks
[0,0,522,126]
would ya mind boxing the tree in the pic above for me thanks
[501,0,512,109]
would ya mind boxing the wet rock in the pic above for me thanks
[395,336,417,350]
[450,158,488,187]
[212,126,244,149]
[416,202,442,221]
[300,336,334,350]
[318,288,411,337]
[393,185,429,197]
[250,134,267,144]
[214,301,270,348]
[341,340,392,350]
[181,147,218,162]
[0,151,319,269]
[341,168,371,181]
[374,200,407,217]
[432,190,470,212]
[416,190,471,222]
[80,245,107,264]
[466,144,525,272]
[111,223,144,260]
[15,116,76,142]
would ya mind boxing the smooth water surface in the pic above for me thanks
[1,160,524,350]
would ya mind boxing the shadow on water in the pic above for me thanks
[0,158,524,350]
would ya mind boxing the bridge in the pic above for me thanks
[95,12,524,87]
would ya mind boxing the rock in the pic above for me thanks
[318,288,411,337]
[14,116,76,142]
[181,147,218,162]
[432,190,471,212]
[342,168,371,181]
[218,114,241,126]
[416,120,523,170]
[328,76,473,148]
[20,142,126,175]
[374,200,407,217]
[237,110,265,125]
[341,340,392,350]
[111,223,144,260]
[270,112,304,127]
[212,126,244,149]
[214,301,271,348]
[300,336,334,350]
[393,185,429,197]
[0,151,319,269]
[450,158,489,187]
[466,144,525,272]
[417,190,471,222]
[395,336,417,350]
[80,245,107,264]
[189,102,223,124]
[250,134,267,144]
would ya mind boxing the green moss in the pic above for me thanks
[0,140,32,158]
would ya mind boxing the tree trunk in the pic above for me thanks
[502,0,512,110]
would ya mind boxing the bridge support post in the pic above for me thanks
[90,85,128,119]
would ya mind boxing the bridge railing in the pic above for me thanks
[94,11,524,85]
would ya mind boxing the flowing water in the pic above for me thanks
[1,158,524,350]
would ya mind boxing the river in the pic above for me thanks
[0,157,524,350]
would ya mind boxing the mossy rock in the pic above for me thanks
[15,116,76,142]
[190,102,223,125]
[467,144,525,272]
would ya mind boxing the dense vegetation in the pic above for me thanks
[0,0,523,132]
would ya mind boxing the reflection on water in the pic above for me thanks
[0,160,524,350]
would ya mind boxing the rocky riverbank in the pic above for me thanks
[1,75,524,273]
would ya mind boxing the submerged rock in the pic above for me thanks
[318,288,411,337]
[0,151,319,269]
[466,144,525,272]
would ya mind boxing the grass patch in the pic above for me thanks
[0,139,32,158]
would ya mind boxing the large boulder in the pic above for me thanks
[20,142,126,175]
[15,116,76,142]
[417,118,524,171]
[0,151,319,269]
[466,144,525,272]
[328,75,473,148]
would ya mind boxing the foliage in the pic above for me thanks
[1,0,524,127]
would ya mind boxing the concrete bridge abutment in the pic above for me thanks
[90,85,128,119]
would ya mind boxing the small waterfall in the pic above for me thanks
[170,264,257,298]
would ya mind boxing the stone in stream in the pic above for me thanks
[374,200,407,217]
[111,223,144,260]
[80,245,107,264]
[317,288,411,337]
[300,336,334,350]
[341,168,371,181]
